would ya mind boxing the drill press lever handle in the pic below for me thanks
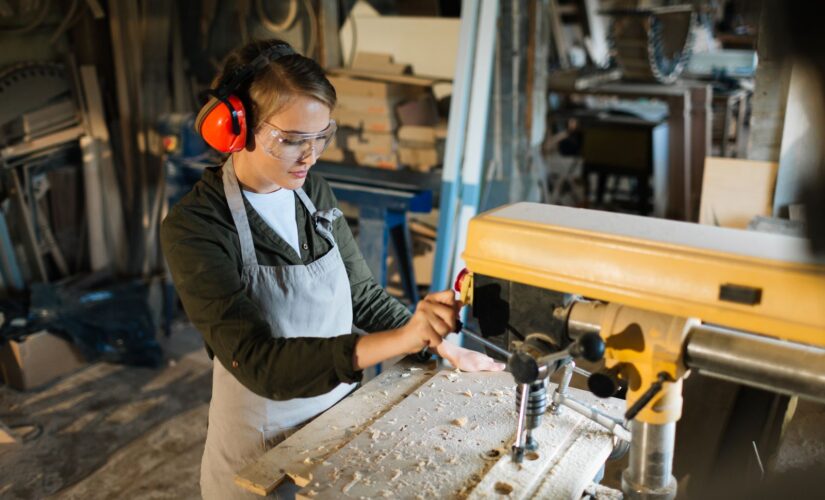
[624,371,674,420]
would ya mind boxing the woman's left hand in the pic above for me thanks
[435,340,506,373]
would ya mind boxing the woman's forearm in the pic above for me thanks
[352,330,409,370]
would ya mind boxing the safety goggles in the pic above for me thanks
[256,120,337,162]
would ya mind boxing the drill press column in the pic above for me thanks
[565,300,697,499]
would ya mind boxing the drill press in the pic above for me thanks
[456,202,825,499]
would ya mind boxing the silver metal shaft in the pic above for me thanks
[550,360,574,414]
[557,393,632,443]
[460,328,512,359]
[622,421,677,499]
[512,383,530,462]
[685,324,825,404]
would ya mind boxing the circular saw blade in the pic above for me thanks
[0,62,71,127]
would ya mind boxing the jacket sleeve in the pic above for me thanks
[161,209,363,400]
[321,185,413,332]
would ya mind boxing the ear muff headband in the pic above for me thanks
[196,44,296,153]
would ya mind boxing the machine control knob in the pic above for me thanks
[588,367,622,398]
[509,352,541,385]
[570,332,605,362]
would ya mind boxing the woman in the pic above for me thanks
[160,39,504,499]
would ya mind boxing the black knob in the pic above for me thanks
[588,369,621,398]
[509,351,540,385]
[571,332,605,362]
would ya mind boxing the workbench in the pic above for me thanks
[235,359,624,499]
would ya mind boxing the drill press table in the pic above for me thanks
[235,359,624,499]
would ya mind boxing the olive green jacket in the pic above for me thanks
[160,165,412,400]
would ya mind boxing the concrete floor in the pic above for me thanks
[0,321,211,499]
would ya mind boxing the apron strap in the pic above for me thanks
[222,159,258,267]
[295,188,343,246]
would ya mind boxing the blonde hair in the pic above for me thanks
[212,39,336,137]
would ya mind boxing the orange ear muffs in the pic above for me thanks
[196,43,296,153]
[195,94,248,153]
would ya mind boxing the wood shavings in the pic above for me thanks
[341,471,362,494]
[401,372,411,378]
[390,469,402,482]
[370,429,382,441]
[434,445,445,453]
[461,389,473,397]
[305,490,317,497]
[452,416,468,427]
[409,367,422,371]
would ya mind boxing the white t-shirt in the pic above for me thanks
[243,188,301,255]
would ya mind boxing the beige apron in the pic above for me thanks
[200,160,356,499]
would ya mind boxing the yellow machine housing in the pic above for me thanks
[461,203,825,348]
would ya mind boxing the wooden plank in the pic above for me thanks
[530,421,616,498]
[295,369,517,499]
[468,392,622,499]
[79,66,110,141]
[339,13,460,80]
[328,67,446,87]
[664,91,691,220]
[318,0,341,69]
[0,419,18,446]
[689,84,712,222]
[698,157,778,229]
[295,370,623,499]
[0,125,84,160]
[6,169,48,282]
[467,410,589,499]
[233,359,436,496]
[80,136,110,271]
[79,67,128,273]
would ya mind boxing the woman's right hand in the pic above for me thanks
[397,290,459,353]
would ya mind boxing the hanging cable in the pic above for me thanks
[49,0,80,44]
[256,0,299,33]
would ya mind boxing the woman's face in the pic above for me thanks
[247,95,332,191]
